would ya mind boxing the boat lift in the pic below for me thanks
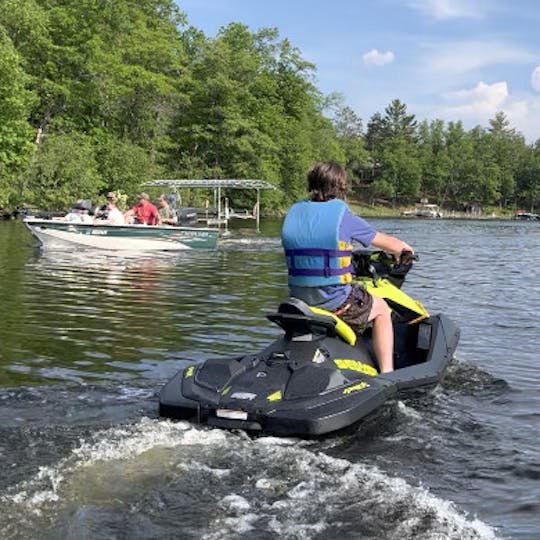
[143,179,275,232]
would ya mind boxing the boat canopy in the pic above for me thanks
[143,179,276,230]
[144,179,275,190]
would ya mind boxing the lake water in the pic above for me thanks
[0,218,538,540]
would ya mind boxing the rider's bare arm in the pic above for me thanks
[371,232,414,260]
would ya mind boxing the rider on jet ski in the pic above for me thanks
[281,161,414,374]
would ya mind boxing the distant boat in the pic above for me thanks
[23,218,219,251]
[402,202,442,218]
[514,210,539,221]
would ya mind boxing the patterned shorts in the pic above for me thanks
[333,284,373,334]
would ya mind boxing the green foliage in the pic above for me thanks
[0,23,36,206]
[516,140,540,212]
[333,106,371,185]
[95,136,160,195]
[367,178,395,202]
[379,140,422,204]
[418,119,451,202]
[367,101,421,205]
[20,133,103,210]
[0,2,538,214]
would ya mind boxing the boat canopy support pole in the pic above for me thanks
[217,187,222,228]
[256,188,260,232]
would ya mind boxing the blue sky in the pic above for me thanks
[177,0,540,143]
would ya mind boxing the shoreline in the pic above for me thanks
[0,204,528,222]
[347,203,517,220]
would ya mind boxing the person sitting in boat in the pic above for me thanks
[158,194,178,225]
[64,200,93,224]
[124,192,161,225]
[94,192,125,225]
[281,161,414,374]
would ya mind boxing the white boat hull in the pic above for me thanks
[24,219,219,251]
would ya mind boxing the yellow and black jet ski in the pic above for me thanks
[159,250,460,436]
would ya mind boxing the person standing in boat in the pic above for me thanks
[94,192,125,225]
[281,161,414,373]
[157,195,178,225]
[124,192,161,225]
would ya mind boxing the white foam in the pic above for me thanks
[255,435,300,446]
[201,512,259,540]
[218,494,251,513]
[205,444,500,540]
[1,418,502,540]
[188,462,231,478]
[255,478,285,491]
[396,399,423,419]
[1,418,221,513]
[268,515,328,537]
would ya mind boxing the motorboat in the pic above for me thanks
[23,217,219,251]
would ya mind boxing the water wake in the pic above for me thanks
[0,418,501,540]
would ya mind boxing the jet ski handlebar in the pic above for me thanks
[398,249,418,265]
[352,249,417,287]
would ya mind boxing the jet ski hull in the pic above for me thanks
[159,312,460,436]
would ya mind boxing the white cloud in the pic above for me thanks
[406,0,488,20]
[406,39,540,141]
[362,49,395,66]
[532,66,540,92]
[443,81,508,109]
[439,81,508,120]
[427,80,540,142]
[421,40,536,76]
[504,96,540,142]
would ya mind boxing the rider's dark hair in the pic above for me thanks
[307,161,349,202]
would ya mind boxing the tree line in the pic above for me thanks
[1,0,539,214]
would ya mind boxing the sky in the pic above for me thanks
[177,0,540,143]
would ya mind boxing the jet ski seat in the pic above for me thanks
[267,297,357,346]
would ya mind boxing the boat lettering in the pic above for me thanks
[169,231,211,239]
[343,381,370,394]
[185,366,194,378]
[334,359,378,376]
[91,229,108,235]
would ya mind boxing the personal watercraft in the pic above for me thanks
[159,250,460,436]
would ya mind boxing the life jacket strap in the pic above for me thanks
[288,266,354,277]
[285,248,353,278]
[285,248,351,257]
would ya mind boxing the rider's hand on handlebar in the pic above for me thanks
[398,249,417,265]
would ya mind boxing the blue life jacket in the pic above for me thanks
[282,199,354,287]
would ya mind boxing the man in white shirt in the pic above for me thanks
[64,200,94,223]
[94,192,125,225]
